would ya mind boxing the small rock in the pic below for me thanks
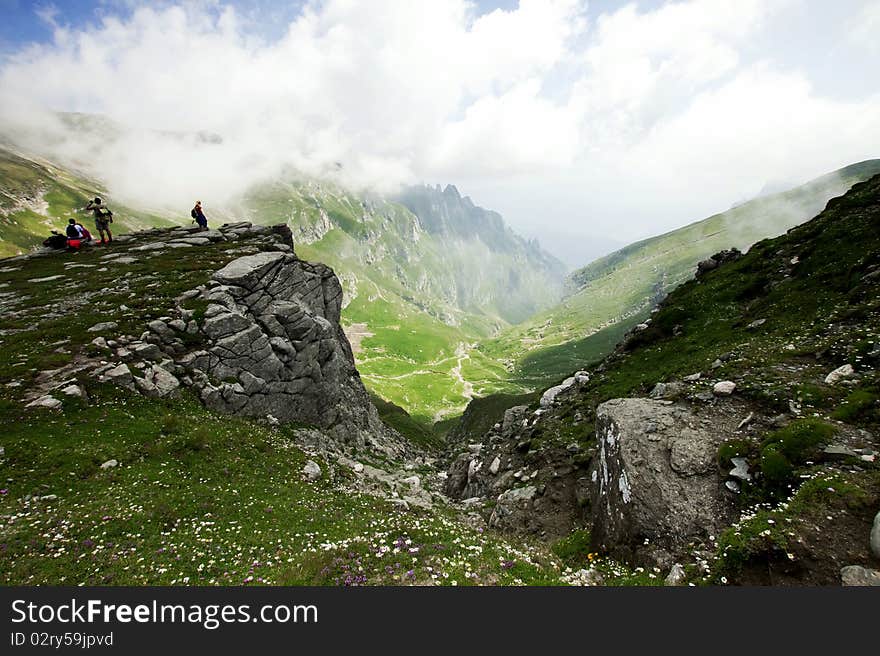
[683,373,702,382]
[729,457,752,482]
[26,395,62,410]
[713,381,737,396]
[100,459,118,469]
[101,364,134,389]
[28,274,64,283]
[747,319,766,329]
[401,475,421,489]
[59,384,86,400]
[737,412,755,430]
[840,565,880,586]
[489,456,501,475]
[825,364,855,385]
[303,460,321,481]
[88,321,118,333]
[725,480,741,493]
[822,445,858,460]
[90,336,109,349]
[664,563,686,586]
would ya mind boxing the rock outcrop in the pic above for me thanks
[443,400,591,539]
[590,398,736,563]
[158,251,407,457]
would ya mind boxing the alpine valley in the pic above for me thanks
[1,127,879,586]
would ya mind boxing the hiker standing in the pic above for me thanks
[83,196,113,244]
[191,200,208,231]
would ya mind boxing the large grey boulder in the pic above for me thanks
[590,398,736,561]
[175,250,405,458]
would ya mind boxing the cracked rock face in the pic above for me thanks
[165,251,405,457]
[590,398,736,562]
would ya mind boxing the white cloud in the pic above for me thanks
[850,0,880,52]
[0,0,878,251]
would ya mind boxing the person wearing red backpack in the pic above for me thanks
[65,218,83,250]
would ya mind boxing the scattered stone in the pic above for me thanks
[100,459,118,469]
[825,364,855,385]
[822,445,858,460]
[713,381,736,396]
[88,321,118,333]
[729,457,751,482]
[737,412,755,430]
[28,274,64,283]
[489,485,538,532]
[59,384,86,400]
[401,475,421,489]
[650,381,685,400]
[138,366,180,398]
[540,375,579,407]
[664,563,686,586]
[26,395,62,410]
[303,460,322,481]
[840,565,880,586]
[725,480,741,494]
[101,363,135,390]
[683,373,702,382]
[489,456,501,475]
[747,319,766,329]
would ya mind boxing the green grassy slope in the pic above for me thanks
[481,160,880,391]
[539,173,880,582]
[0,235,569,586]
[0,147,177,258]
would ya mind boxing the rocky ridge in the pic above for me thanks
[18,221,413,460]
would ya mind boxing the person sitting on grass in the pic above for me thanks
[65,218,83,250]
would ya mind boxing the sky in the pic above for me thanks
[0,0,879,267]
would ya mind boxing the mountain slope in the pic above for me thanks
[481,159,880,388]
[444,173,880,584]
[0,146,177,258]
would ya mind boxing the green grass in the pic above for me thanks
[710,469,879,581]
[0,386,566,585]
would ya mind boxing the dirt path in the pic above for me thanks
[343,322,374,355]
